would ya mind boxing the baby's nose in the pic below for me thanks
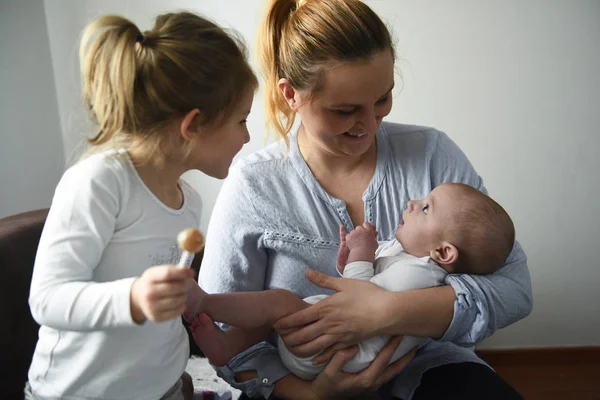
[407,200,415,212]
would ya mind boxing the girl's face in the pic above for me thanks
[191,89,254,179]
[294,50,395,158]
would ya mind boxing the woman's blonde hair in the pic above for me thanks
[80,12,258,165]
[256,0,394,142]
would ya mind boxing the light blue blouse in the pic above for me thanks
[199,122,532,400]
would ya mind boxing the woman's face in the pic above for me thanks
[295,50,395,158]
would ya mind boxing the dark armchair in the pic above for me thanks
[0,209,203,399]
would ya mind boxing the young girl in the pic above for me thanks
[26,12,257,400]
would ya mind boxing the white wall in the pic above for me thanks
[39,1,600,348]
[377,0,600,348]
[0,0,64,218]
[42,0,271,232]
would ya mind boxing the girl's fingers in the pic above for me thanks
[148,281,189,298]
[153,294,187,312]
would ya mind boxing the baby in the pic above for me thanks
[187,183,515,378]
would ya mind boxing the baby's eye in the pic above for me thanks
[422,204,429,214]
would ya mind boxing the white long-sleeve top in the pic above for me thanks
[28,150,202,400]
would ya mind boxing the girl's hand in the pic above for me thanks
[310,336,418,399]
[275,269,388,358]
[130,265,195,324]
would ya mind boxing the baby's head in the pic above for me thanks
[396,183,515,275]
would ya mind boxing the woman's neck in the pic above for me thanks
[127,147,187,209]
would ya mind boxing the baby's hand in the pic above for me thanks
[345,222,379,264]
[130,265,195,324]
[346,222,378,250]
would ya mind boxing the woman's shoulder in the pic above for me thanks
[236,140,288,167]
[381,122,480,188]
[218,139,305,210]
[380,121,452,157]
[229,139,293,182]
[381,121,444,142]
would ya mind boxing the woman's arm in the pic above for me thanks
[275,130,533,355]
[274,270,453,357]
[272,335,417,400]
[429,131,533,343]
[347,241,531,345]
[231,336,416,400]
[278,246,531,357]
[440,241,532,345]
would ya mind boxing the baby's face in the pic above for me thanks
[396,185,457,257]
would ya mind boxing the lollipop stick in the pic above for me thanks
[178,251,194,267]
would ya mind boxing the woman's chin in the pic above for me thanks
[338,135,375,156]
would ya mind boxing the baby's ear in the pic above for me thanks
[430,241,458,269]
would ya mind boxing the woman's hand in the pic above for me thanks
[275,269,389,358]
[310,336,418,399]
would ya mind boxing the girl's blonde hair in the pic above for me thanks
[256,0,394,142]
[80,12,258,165]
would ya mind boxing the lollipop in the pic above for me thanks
[177,228,204,267]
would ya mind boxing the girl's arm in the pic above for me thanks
[29,160,138,330]
[198,167,291,399]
